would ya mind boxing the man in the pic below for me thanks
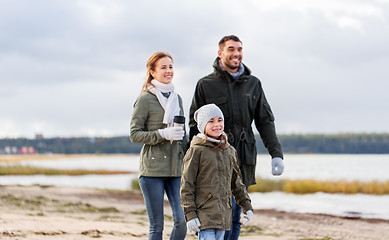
[189,35,284,240]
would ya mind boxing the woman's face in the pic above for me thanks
[150,57,174,84]
[205,116,224,139]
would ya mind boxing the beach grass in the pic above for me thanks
[248,178,389,195]
[2,164,389,195]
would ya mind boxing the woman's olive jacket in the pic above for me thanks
[180,136,253,230]
[130,91,187,177]
[189,57,283,186]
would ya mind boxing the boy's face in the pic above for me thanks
[205,116,224,138]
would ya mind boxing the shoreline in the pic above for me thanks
[0,153,137,163]
[1,185,388,239]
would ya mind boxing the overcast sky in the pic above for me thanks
[1,0,389,138]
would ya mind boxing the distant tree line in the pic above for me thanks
[0,136,142,154]
[1,133,389,154]
[256,133,389,154]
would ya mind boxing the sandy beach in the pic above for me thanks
[0,185,388,240]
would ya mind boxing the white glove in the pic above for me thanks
[158,127,184,141]
[187,218,201,233]
[243,210,253,225]
[271,157,284,175]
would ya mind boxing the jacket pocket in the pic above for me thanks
[263,102,275,121]
[238,132,257,166]
[197,193,213,209]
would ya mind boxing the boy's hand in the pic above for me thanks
[187,218,201,233]
[243,210,253,225]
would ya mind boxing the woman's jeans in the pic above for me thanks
[199,229,225,240]
[139,176,186,240]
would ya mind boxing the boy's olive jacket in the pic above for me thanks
[180,136,253,231]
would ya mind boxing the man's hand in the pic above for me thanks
[271,157,284,175]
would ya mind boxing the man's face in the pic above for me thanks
[218,40,243,73]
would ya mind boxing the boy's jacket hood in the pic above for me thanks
[190,135,229,149]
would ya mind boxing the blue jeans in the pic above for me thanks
[223,194,242,240]
[199,229,225,240]
[139,176,186,240]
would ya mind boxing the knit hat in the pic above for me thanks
[194,104,224,133]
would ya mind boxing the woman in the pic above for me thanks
[130,51,187,240]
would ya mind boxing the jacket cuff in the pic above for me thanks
[185,211,198,221]
[241,202,253,213]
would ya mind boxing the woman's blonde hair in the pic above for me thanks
[140,51,173,94]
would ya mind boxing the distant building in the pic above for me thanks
[35,133,44,139]
[4,146,11,154]
[18,146,37,154]
[4,146,18,154]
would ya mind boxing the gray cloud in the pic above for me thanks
[1,0,389,137]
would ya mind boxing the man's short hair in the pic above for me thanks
[218,35,242,50]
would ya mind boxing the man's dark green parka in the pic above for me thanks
[189,57,283,186]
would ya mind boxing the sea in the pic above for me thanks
[1,154,389,220]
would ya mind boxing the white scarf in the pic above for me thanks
[148,79,180,127]
[197,132,227,143]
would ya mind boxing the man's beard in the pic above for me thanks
[225,61,240,70]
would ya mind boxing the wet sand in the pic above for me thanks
[1,185,388,239]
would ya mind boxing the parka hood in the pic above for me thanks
[190,135,229,149]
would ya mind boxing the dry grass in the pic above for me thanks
[248,178,389,195]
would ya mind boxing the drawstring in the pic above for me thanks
[227,131,234,143]
[227,128,247,143]
[239,129,246,141]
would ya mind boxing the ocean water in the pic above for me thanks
[1,154,389,220]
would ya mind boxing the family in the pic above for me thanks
[129,35,284,240]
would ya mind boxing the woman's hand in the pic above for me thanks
[158,127,184,141]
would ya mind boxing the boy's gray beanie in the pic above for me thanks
[194,104,224,133]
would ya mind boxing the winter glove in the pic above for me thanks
[187,218,201,233]
[243,210,253,225]
[158,127,184,141]
[271,157,284,175]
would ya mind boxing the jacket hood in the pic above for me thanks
[212,57,252,83]
[190,135,229,149]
